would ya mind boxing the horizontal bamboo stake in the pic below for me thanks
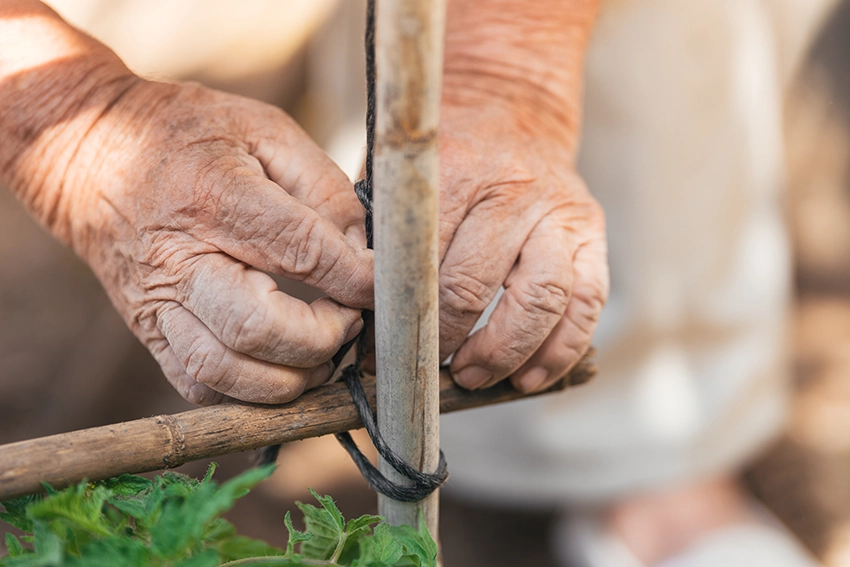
[0,357,594,501]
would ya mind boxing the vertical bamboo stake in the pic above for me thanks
[373,0,445,536]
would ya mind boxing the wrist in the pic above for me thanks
[0,3,139,246]
[442,0,598,150]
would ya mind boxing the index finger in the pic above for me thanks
[191,161,373,310]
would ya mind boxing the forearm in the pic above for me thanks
[443,0,599,151]
[0,0,136,243]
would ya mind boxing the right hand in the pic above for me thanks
[9,72,373,405]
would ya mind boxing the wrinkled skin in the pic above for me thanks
[2,0,606,405]
[7,71,373,405]
[437,0,608,393]
[438,102,608,394]
[78,80,374,405]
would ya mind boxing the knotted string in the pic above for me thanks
[258,0,448,503]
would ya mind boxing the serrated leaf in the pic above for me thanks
[3,521,64,567]
[295,496,344,560]
[388,523,437,567]
[149,486,213,558]
[307,489,345,533]
[284,511,311,556]
[0,466,436,567]
[203,517,237,542]
[415,516,438,563]
[218,465,276,502]
[345,514,382,542]
[4,533,24,558]
[26,484,113,538]
[0,495,40,532]
[202,463,219,485]
[107,497,148,522]
[64,536,151,567]
[337,514,382,565]
[357,522,403,566]
[160,472,201,498]
[151,465,275,559]
[99,475,153,496]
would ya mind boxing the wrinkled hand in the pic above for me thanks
[439,102,608,393]
[58,78,372,405]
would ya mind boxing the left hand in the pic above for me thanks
[438,101,608,393]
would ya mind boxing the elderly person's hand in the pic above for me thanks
[0,1,372,405]
[439,0,608,393]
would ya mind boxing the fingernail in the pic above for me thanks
[516,367,549,393]
[345,317,365,342]
[454,366,492,390]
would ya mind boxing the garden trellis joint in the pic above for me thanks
[0,0,597,553]
[0,362,594,502]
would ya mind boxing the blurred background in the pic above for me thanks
[3,0,850,565]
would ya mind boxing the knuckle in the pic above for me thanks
[513,273,569,318]
[278,214,324,279]
[559,337,588,365]
[464,329,534,373]
[221,303,273,356]
[185,340,232,392]
[440,270,493,319]
[191,155,244,212]
[476,340,529,375]
[569,292,604,338]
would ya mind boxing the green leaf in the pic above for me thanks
[218,466,276,502]
[307,489,345,533]
[295,491,345,560]
[388,522,437,567]
[356,522,403,566]
[0,495,40,532]
[26,484,114,538]
[4,534,24,558]
[216,536,285,562]
[283,511,311,556]
[107,497,148,522]
[204,517,237,542]
[0,466,440,567]
[336,514,382,565]
[3,521,64,567]
[176,549,221,567]
[99,474,153,496]
[202,463,219,485]
[150,465,276,559]
[345,514,382,542]
[64,536,151,567]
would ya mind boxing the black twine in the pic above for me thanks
[257,0,448,503]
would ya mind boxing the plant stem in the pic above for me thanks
[219,557,340,566]
[329,532,347,564]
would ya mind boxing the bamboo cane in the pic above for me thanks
[0,362,594,501]
[372,0,446,536]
